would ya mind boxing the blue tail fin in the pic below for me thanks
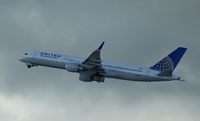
[150,47,187,72]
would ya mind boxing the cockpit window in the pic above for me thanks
[24,53,28,55]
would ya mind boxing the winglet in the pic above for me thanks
[98,41,105,50]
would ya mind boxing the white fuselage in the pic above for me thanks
[20,51,179,82]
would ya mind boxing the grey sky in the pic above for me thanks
[0,0,200,121]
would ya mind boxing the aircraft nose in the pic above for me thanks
[19,58,23,61]
[19,56,25,62]
[19,58,24,62]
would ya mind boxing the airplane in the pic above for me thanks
[19,42,187,82]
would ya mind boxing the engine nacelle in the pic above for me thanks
[79,73,105,82]
[65,62,80,72]
[93,76,105,82]
[79,74,92,82]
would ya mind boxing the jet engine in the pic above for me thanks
[93,75,105,82]
[79,73,105,82]
[79,74,93,82]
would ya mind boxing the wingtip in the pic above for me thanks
[98,41,105,50]
[177,77,186,82]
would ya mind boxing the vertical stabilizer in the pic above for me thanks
[150,47,187,73]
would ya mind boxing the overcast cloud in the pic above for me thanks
[0,0,200,121]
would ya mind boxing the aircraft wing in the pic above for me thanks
[79,42,105,81]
